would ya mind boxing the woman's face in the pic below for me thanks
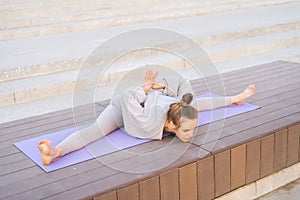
[175,117,198,142]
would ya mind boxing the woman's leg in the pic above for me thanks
[38,103,123,165]
[197,85,256,111]
[57,104,123,155]
[197,97,232,111]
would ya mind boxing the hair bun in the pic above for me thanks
[182,93,193,104]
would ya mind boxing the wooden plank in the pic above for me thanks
[1,61,300,200]
[0,159,105,199]
[195,98,299,155]
[214,150,230,197]
[43,172,148,200]
[0,159,35,176]
[117,183,139,200]
[2,142,202,199]
[160,169,179,200]
[139,176,160,200]
[252,84,300,105]
[193,84,300,147]
[101,139,202,174]
[209,112,300,156]
[194,68,300,106]
[193,61,300,95]
[94,191,117,200]
[0,108,71,130]
[218,61,297,80]
[192,61,293,85]
[0,112,96,142]
[0,166,42,191]
[2,62,293,134]
[1,103,104,133]
[0,146,19,157]
[193,71,300,101]
[0,153,26,166]
[3,61,298,149]
[231,144,246,190]
[179,162,197,200]
[197,156,214,200]
[1,118,94,149]
[193,77,300,143]
[161,145,210,172]
[260,134,274,178]
[198,99,300,153]
[246,139,260,184]
[191,61,296,90]
[287,124,300,166]
[274,129,288,172]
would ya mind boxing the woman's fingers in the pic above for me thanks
[141,81,154,94]
[152,82,165,89]
[152,71,159,82]
[143,66,162,92]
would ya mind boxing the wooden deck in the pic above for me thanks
[1,61,300,200]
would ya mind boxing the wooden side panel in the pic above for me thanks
[231,145,246,190]
[179,162,197,200]
[287,124,300,166]
[160,169,179,200]
[260,134,274,178]
[214,150,230,197]
[246,139,261,184]
[139,176,160,200]
[198,156,214,200]
[117,184,139,200]
[94,191,117,200]
[274,129,288,172]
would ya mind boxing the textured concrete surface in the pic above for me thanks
[256,178,300,200]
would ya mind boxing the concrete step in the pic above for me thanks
[207,30,300,62]
[1,29,300,108]
[1,25,299,83]
[284,55,300,63]
[1,2,300,112]
[1,21,299,83]
[3,0,296,24]
[0,0,298,40]
[0,0,240,20]
[1,2,300,82]
[0,0,183,13]
[1,47,299,124]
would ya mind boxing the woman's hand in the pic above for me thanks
[141,67,165,94]
[141,68,156,94]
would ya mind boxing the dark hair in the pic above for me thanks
[166,93,198,127]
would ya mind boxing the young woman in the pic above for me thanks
[38,68,255,165]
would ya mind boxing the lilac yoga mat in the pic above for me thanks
[14,94,260,172]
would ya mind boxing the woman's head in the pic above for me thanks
[166,93,198,142]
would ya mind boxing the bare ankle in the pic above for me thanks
[231,96,237,104]
[52,147,63,159]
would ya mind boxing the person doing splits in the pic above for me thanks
[38,68,255,165]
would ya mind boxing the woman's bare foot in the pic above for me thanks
[231,84,256,105]
[38,140,62,165]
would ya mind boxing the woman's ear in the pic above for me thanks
[169,121,177,129]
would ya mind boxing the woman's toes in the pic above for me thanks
[38,140,51,155]
[246,85,256,98]
[249,85,256,94]
[38,140,54,165]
